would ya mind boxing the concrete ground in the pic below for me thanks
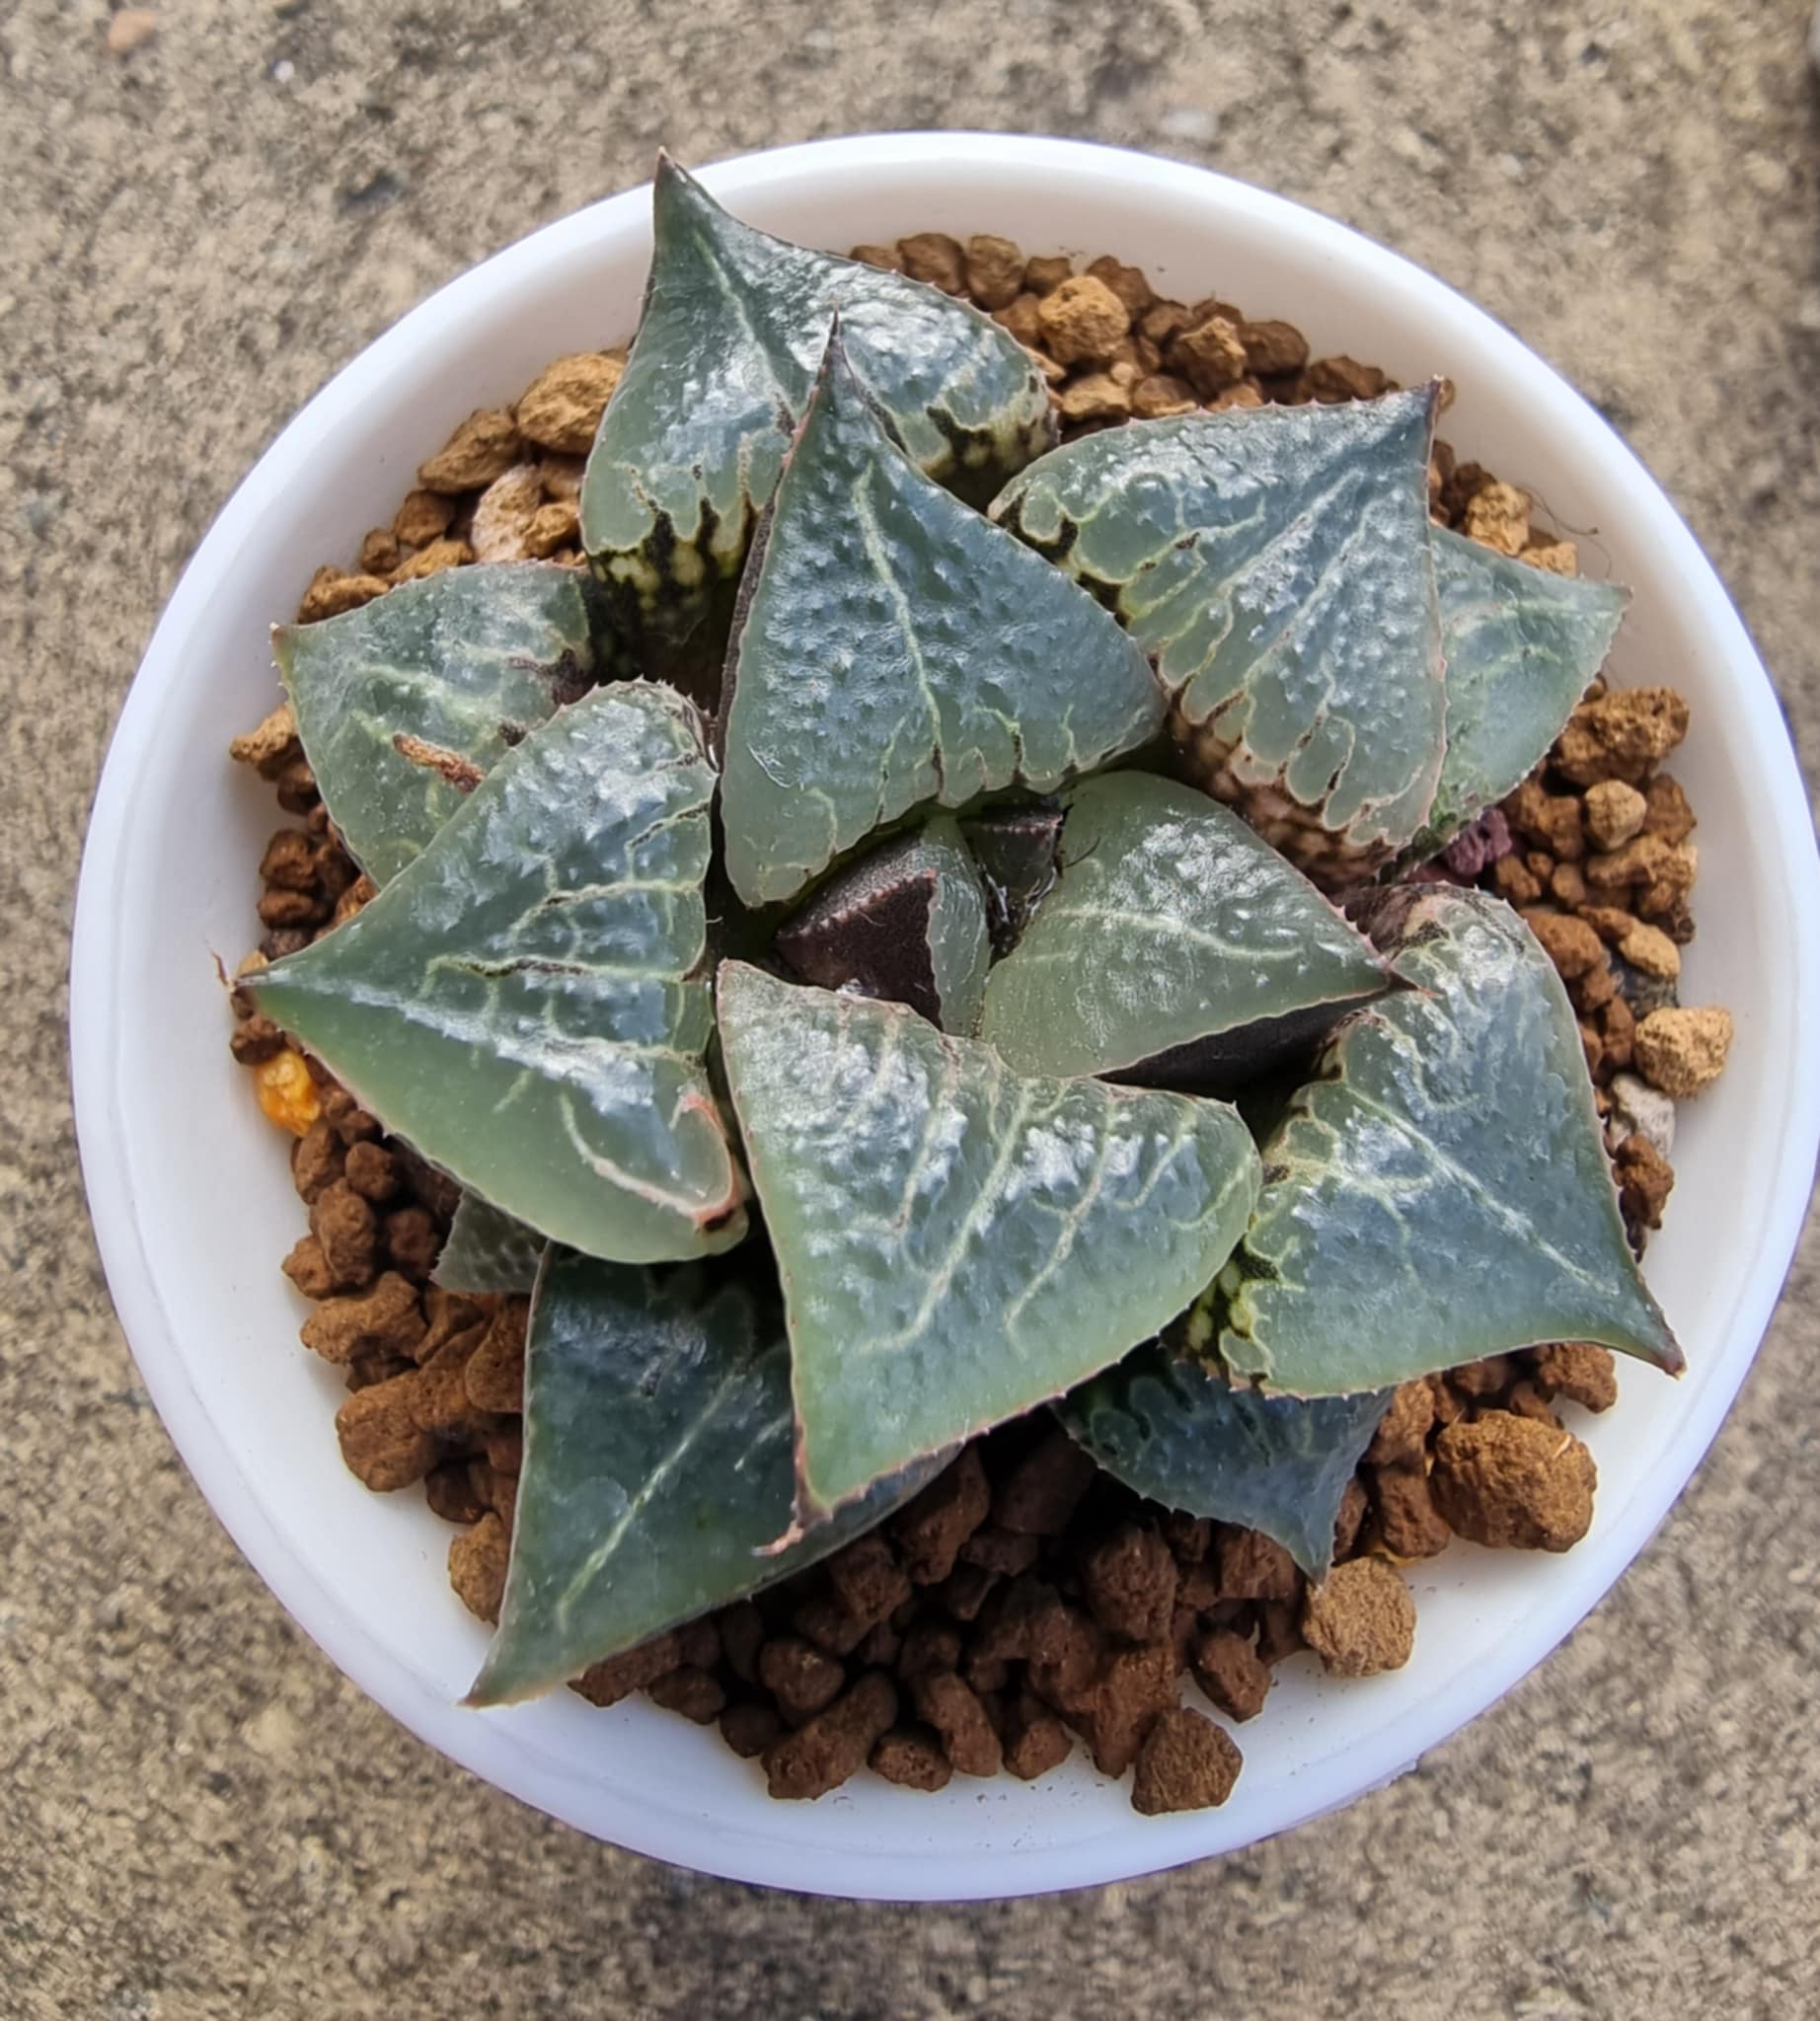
[4,2,1818,2014]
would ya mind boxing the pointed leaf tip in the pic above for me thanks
[716,960,1262,1518]
[252,683,747,1267]
[719,355,1165,908]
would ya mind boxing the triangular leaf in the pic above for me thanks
[993,390,1446,881]
[717,961,1261,1518]
[1056,1342,1389,1578]
[469,1252,938,1705]
[1405,528,1630,861]
[274,563,604,885]
[774,815,990,1034]
[720,337,1165,908]
[978,772,1391,1086]
[580,157,1053,681]
[251,684,747,1265]
[436,1193,546,1295]
[1212,886,1681,1394]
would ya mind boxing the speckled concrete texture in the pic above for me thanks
[5,3,1819,2015]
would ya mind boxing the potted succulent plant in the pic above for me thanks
[220,157,1711,1818]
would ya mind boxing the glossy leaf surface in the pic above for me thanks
[978,773,1390,1084]
[1409,528,1629,861]
[720,338,1164,907]
[579,158,1052,676]
[470,1253,935,1704]
[717,961,1261,1518]
[252,684,746,1265]
[993,390,1445,878]
[1212,886,1681,1394]
[1057,1343,1388,1577]
[274,563,602,884]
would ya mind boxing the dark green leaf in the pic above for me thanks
[720,337,1165,908]
[1057,1343,1388,1577]
[717,960,1261,1519]
[1211,886,1681,1394]
[978,772,1390,1085]
[1405,528,1629,861]
[251,684,746,1265]
[579,157,1053,681]
[774,815,990,1034]
[993,390,1446,882]
[436,1194,545,1295]
[961,804,1063,955]
[274,563,603,884]
[468,1252,936,1705]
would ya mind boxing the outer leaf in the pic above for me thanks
[274,564,603,885]
[580,157,1053,679]
[436,1193,545,1295]
[774,815,991,1034]
[1405,528,1630,861]
[469,1253,937,1705]
[717,961,1261,1519]
[993,390,1446,882]
[720,337,1165,908]
[1213,886,1681,1394]
[978,772,1391,1086]
[251,684,746,1265]
[1056,1343,1389,1578]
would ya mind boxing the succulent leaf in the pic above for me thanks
[1057,1343,1389,1577]
[436,1193,546,1295]
[960,803,1064,955]
[774,815,991,1035]
[274,563,604,885]
[720,336,1164,909]
[716,960,1261,1519]
[1212,885,1681,1394]
[579,158,1053,682]
[251,683,747,1266]
[992,390,1446,881]
[469,1251,937,1705]
[978,772,1391,1086]
[1405,528,1629,862]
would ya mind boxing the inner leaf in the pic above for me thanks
[579,157,1053,685]
[992,389,1446,883]
[1056,1342,1389,1578]
[717,960,1262,1520]
[274,563,605,885]
[468,1251,938,1706]
[978,772,1392,1087]
[251,683,747,1266]
[1211,885,1681,1395]
[436,1193,546,1296]
[774,814,991,1035]
[719,333,1166,909]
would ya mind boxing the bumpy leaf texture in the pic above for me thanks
[774,815,991,1035]
[717,961,1261,1519]
[1212,885,1681,1394]
[978,772,1391,1087]
[720,335,1165,908]
[993,389,1446,884]
[579,157,1053,682]
[1057,1343,1389,1578]
[274,563,604,885]
[1405,528,1630,863]
[251,683,746,1265]
[435,1192,546,1295]
[469,1252,938,1705]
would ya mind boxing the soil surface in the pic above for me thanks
[5,4,1819,2017]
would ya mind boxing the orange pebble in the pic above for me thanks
[255,1049,322,1136]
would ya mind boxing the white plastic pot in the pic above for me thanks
[71,132,1820,1901]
